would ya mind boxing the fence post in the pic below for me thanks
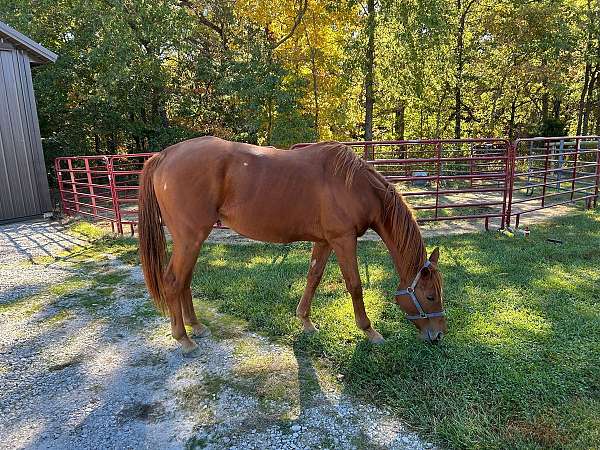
[594,138,600,208]
[55,159,68,216]
[84,158,97,216]
[504,140,516,228]
[570,137,580,201]
[434,142,442,219]
[106,156,124,235]
[67,158,80,214]
[541,140,550,207]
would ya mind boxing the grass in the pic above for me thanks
[185,210,600,449]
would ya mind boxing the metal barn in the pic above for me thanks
[0,21,57,223]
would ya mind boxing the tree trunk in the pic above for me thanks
[394,102,406,158]
[553,97,561,119]
[394,102,405,140]
[454,0,465,139]
[508,97,517,140]
[107,134,117,153]
[308,38,319,139]
[578,63,592,135]
[541,59,549,123]
[583,69,597,135]
[266,97,273,146]
[364,0,375,144]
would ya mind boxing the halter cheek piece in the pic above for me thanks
[395,260,446,321]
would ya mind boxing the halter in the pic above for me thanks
[395,260,446,321]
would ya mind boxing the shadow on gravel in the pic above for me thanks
[0,221,84,262]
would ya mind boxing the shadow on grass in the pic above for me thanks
[191,211,600,449]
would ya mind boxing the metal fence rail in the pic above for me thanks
[55,136,600,234]
[508,136,600,227]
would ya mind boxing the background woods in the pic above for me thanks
[1,0,599,163]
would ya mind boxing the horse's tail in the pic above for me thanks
[138,153,168,314]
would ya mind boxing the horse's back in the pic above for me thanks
[155,137,368,242]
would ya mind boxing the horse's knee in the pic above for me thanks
[347,284,362,298]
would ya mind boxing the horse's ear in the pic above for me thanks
[429,247,440,265]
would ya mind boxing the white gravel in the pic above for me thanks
[0,220,436,450]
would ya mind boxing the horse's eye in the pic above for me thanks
[427,295,435,302]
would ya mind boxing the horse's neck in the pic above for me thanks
[373,217,424,287]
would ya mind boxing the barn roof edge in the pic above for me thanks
[0,20,58,64]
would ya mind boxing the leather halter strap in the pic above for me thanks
[395,260,446,321]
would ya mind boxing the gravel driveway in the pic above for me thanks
[0,220,435,450]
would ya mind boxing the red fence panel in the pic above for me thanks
[343,139,511,229]
[508,136,600,227]
[55,155,120,232]
[55,136,600,235]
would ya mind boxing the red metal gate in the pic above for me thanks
[508,136,600,227]
[55,137,600,235]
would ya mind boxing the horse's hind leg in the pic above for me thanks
[182,287,210,338]
[164,226,212,353]
[297,242,331,332]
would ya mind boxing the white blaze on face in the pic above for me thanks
[311,259,317,268]
[163,182,167,191]
[243,162,248,166]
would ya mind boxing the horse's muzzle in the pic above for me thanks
[423,329,444,344]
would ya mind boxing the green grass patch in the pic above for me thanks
[68,220,108,240]
[187,210,600,449]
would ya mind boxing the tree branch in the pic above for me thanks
[272,0,308,49]
[179,0,229,50]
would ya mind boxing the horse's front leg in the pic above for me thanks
[297,242,332,332]
[331,236,384,344]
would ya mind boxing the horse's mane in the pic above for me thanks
[329,143,428,279]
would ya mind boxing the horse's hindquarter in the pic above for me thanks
[218,147,329,243]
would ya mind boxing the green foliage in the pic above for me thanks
[1,0,599,171]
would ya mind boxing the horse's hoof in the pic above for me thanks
[191,325,211,339]
[302,324,318,333]
[365,328,385,344]
[179,338,199,356]
[298,317,318,333]
[370,336,385,345]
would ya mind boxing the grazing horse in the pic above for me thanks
[138,136,447,353]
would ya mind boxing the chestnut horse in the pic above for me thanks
[138,136,447,353]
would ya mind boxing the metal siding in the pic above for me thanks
[12,51,41,214]
[20,51,51,212]
[1,49,33,218]
[0,50,19,219]
[0,47,50,222]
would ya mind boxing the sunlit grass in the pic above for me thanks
[189,209,600,449]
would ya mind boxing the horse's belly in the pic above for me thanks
[219,205,321,244]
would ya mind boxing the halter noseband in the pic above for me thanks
[395,260,446,321]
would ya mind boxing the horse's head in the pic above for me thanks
[395,247,447,343]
